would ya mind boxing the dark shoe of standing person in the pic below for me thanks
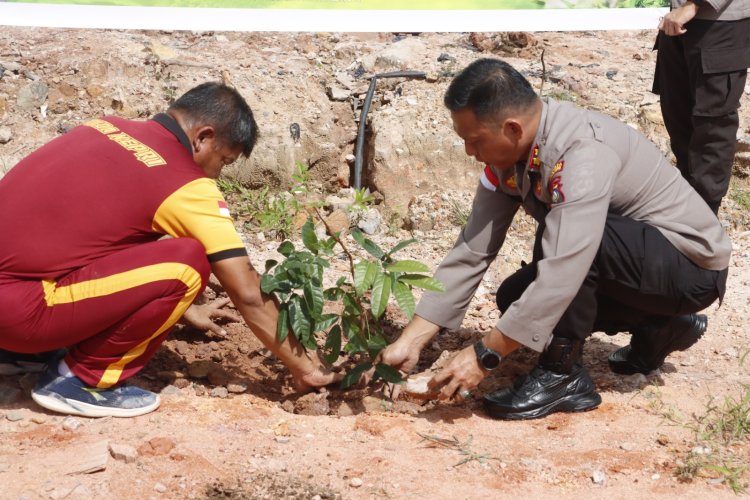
[483,337,602,420]
[608,313,707,375]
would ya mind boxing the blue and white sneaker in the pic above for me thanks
[31,365,160,418]
[0,349,66,376]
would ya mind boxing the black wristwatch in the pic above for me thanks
[474,340,502,371]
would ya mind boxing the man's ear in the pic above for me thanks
[504,119,524,141]
[192,126,216,153]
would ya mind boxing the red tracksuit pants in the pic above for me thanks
[0,238,209,388]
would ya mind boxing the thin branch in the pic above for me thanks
[539,48,546,97]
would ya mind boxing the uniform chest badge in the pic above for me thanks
[528,144,541,172]
[504,175,518,190]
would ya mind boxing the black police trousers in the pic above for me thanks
[653,18,750,214]
[496,214,728,342]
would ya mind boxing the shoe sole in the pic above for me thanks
[608,315,706,375]
[484,392,602,421]
[31,390,161,418]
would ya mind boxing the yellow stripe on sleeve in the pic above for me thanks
[152,178,245,256]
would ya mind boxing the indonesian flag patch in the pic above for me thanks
[480,165,500,192]
[218,200,231,217]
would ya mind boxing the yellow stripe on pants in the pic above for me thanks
[41,263,203,388]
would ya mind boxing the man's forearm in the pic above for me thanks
[399,315,441,349]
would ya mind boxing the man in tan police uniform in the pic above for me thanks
[379,58,731,420]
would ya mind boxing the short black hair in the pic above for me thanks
[169,82,258,157]
[444,58,538,120]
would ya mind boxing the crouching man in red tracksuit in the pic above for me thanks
[0,82,338,417]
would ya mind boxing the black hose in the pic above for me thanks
[353,70,426,190]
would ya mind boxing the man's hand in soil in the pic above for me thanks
[293,361,343,393]
[181,297,241,336]
[375,315,441,398]
[659,1,699,36]
[428,328,521,402]
[428,345,486,401]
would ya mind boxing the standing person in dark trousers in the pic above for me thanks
[654,0,750,214]
[378,58,731,420]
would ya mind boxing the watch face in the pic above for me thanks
[482,352,501,370]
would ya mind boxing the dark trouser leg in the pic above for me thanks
[486,214,727,418]
[496,214,726,365]
[654,20,749,213]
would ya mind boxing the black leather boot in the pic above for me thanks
[483,337,601,420]
[608,313,707,375]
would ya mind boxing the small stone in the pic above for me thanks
[138,437,175,457]
[656,435,669,446]
[356,207,382,235]
[31,414,47,424]
[349,477,363,488]
[6,410,26,422]
[172,378,190,389]
[62,416,82,431]
[160,385,181,396]
[154,482,167,493]
[227,380,247,394]
[651,473,660,480]
[592,469,606,485]
[0,126,11,144]
[109,443,138,464]
[210,387,228,398]
[324,209,350,236]
[187,360,220,379]
[16,82,48,111]
[274,436,290,444]
[620,442,635,451]
[327,85,350,101]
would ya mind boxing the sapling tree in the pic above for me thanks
[260,215,445,388]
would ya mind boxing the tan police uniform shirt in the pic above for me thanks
[415,98,732,352]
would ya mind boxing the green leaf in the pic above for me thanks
[398,274,446,292]
[340,362,373,389]
[324,287,343,301]
[374,363,404,384]
[386,238,417,257]
[260,273,278,294]
[303,279,324,318]
[276,303,290,343]
[351,229,385,259]
[301,218,319,253]
[353,260,378,296]
[264,259,278,272]
[314,313,339,333]
[288,296,311,344]
[342,293,362,316]
[370,273,391,319]
[385,260,430,273]
[323,324,342,364]
[393,280,416,320]
[277,241,295,257]
[367,334,388,354]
